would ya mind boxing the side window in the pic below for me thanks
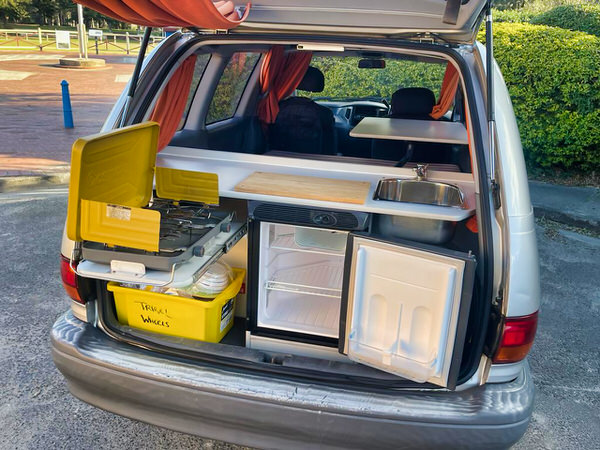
[178,53,211,130]
[206,52,260,125]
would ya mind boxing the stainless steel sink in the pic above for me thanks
[374,178,464,207]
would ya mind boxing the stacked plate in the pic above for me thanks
[186,262,233,298]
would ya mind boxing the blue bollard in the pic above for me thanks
[61,80,74,129]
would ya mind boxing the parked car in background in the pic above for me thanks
[53,1,540,448]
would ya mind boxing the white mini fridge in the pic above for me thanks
[246,203,476,388]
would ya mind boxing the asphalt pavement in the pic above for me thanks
[0,188,598,449]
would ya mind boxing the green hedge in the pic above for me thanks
[531,4,600,36]
[493,8,538,23]
[484,22,600,170]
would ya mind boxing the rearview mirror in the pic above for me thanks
[358,59,386,69]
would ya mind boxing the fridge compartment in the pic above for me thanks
[253,220,348,340]
[257,289,341,338]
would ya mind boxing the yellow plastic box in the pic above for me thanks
[108,268,245,343]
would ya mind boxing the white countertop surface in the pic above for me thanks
[156,147,476,221]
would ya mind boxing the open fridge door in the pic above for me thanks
[339,234,476,389]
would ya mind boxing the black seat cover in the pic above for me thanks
[269,67,336,155]
[390,87,436,119]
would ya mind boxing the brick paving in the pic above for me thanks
[0,52,134,176]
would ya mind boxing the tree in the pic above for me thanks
[0,0,28,25]
[27,0,58,25]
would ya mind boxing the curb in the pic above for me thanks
[533,206,600,234]
[0,172,70,192]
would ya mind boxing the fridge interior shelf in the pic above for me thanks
[258,289,341,338]
[269,232,346,257]
[266,261,344,299]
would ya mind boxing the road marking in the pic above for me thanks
[115,74,131,83]
[0,69,35,80]
[0,54,64,61]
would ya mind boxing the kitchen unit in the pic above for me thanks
[64,122,480,387]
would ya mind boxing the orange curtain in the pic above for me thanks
[430,63,460,119]
[73,0,251,29]
[257,46,313,124]
[150,54,197,151]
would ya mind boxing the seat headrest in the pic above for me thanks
[390,87,436,119]
[297,66,325,93]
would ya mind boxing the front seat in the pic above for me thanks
[389,87,436,120]
[268,66,336,155]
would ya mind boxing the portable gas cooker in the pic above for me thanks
[81,198,235,271]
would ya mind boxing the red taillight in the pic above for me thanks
[60,254,83,303]
[493,312,538,364]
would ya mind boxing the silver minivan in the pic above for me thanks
[53,1,540,448]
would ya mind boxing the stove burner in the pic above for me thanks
[144,199,234,253]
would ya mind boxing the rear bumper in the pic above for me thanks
[51,312,534,449]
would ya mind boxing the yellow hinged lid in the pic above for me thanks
[66,122,159,241]
[155,167,219,205]
[80,200,161,252]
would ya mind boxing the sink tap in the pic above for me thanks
[414,164,429,181]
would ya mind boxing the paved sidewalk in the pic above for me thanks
[0,51,133,189]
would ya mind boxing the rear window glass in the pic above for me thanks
[206,52,260,124]
[179,53,211,130]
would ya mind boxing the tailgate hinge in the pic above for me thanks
[484,290,504,357]
[418,33,435,44]
[491,180,501,209]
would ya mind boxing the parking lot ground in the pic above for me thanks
[0,188,598,449]
[0,52,134,171]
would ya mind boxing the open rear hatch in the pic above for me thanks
[74,0,486,43]
[240,0,486,43]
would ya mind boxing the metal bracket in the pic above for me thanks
[418,33,435,44]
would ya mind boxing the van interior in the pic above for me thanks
[69,41,488,391]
